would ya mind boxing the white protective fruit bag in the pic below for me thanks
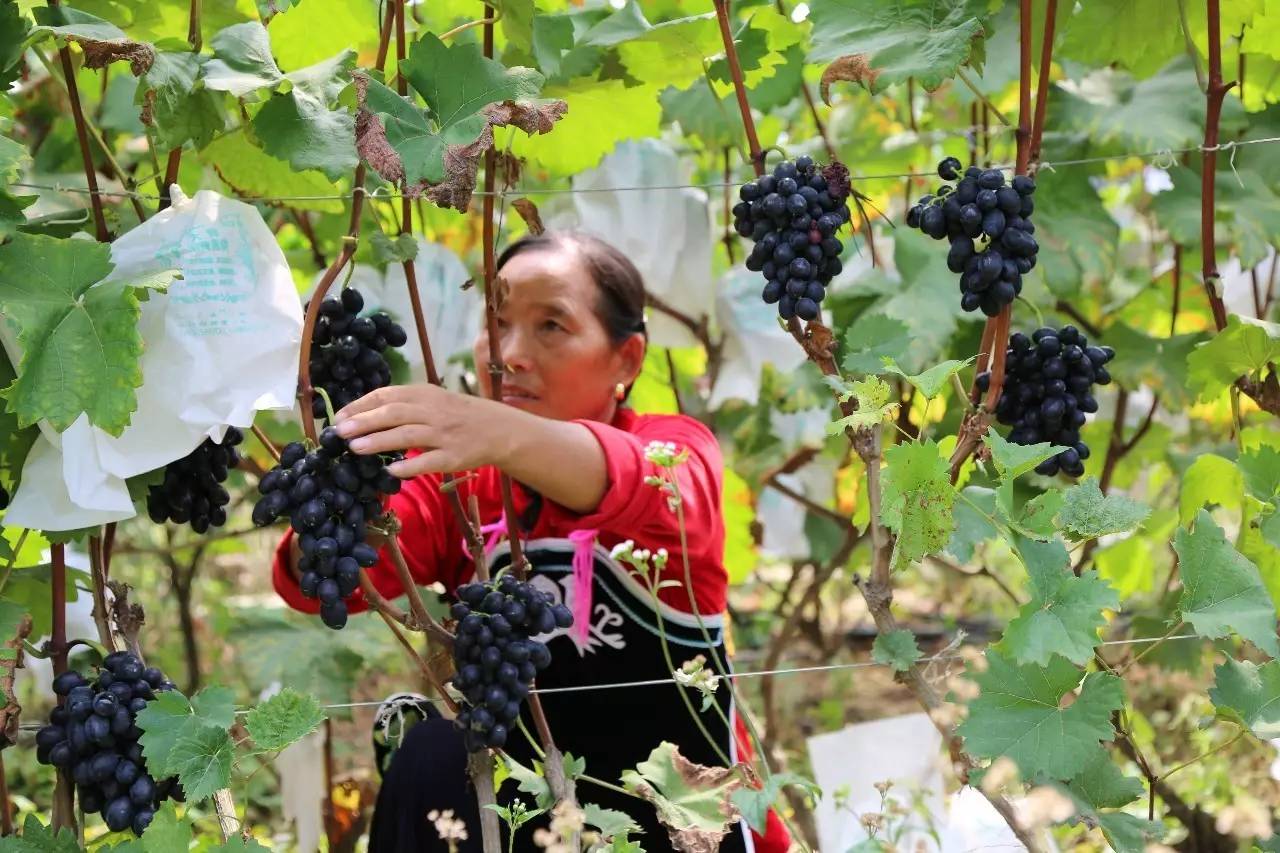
[550,139,714,349]
[4,188,302,530]
[304,238,480,388]
[708,266,808,408]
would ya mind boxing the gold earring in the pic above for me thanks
[614,382,626,400]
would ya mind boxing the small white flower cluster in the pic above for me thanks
[643,440,687,467]
[609,539,669,575]
[673,654,721,710]
[533,801,586,853]
[427,809,470,845]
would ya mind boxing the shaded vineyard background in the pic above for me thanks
[3,0,1280,850]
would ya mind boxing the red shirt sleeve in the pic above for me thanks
[540,412,728,614]
[271,467,469,615]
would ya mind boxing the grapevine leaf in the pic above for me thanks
[1174,510,1280,657]
[1011,534,1073,598]
[1058,478,1151,540]
[871,629,920,672]
[1032,168,1119,297]
[202,129,343,214]
[0,234,176,435]
[0,563,83,639]
[508,79,661,174]
[138,803,193,853]
[1186,314,1280,402]
[659,82,742,150]
[357,75,468,187]
[620,742,744,852]
[264,0,369,70]
[502,754,552,809]
[730,773,820,834]
[245,687,325,752]
[401,33,542,140]
[615,14,721,90]
[31,6,154,74]
[1100,324,1205,408]
[202,22,284,96]
[807,0,988,92]
[1152,165,1280,267]
[841,314,912,375]
[1018,489,1065,539]
[0,347,37,496]
[584,803,641,840]
[1058,0,1180,78]
[0,0,31,90]
[881,356,974,399]
[1178,453,1242,524]
[207,838,270,853]
[825,375,898,434]
[370,232,420,265]
[956,650,1123,781]
[1209,657,1280,738]
[1060,749,1162,853]
[2,815,80,852]
[986,427,1062,481]
[579,1,651,46]
[192,685,237,730]
[167,723,235,802]
[946,486,998,562]
[1240,446,1280,501]
[252,50,358,181]
[880,439,955,566]
[138,51,225,151]
[1000,567,1118,666]
[135,690,199,774]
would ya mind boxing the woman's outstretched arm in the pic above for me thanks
[332,384,611,514]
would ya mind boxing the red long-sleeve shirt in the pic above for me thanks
[271,407,790,852]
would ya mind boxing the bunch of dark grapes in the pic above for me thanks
[449,574,572,751]
[252,427,402,629]
[977,325,1114,477]
[906,157,1038,317]
[36,653,181,836]
[733,155,852,321]
[309,288,408,418]
[145,428,243,533]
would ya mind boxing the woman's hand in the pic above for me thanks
[333,384,522,478]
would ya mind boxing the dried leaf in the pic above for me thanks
[511,198,544,234]
[76,36,156,74]
[819,55,878,104]
[483,99,569,135]
[354,74,406,186]
[621,743,744,853]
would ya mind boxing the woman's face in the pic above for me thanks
[473,247,644,422]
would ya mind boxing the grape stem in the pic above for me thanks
[86,533,118,653]
[250,423,282,464]
[48,543,76,834]
[382,533,455,649]
[955,69,1012,128]
[713,0,765,176]
[1200,0,1235,334]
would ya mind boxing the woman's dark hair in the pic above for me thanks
[495,230,648,345]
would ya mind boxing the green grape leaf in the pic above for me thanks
[986,427,1062,481]
[0,347,37,495]
[1000,566,1118,666]
[370,232,420,265]
[1175,510,1280,657]
[1100,324,1206,408]
[1186,314,1280,402]
[1209,657,1280,738]
[615,13,721,90]
[730,773,820,835]
[135,690,201,773]
[807,0,988,93]
[957,650,1123,781]
[871,629,920,672]
[946,486,998,562]
[138,803,194,853]
[660,83,741,149]
[1062,749,1162,853]
[228,608,370,707]
[584,803,640,840]
[192,685,237,730]
[508,79,661,174]
[579,1,651,46]
[1058,0,1180,78]
[1032,168,1119,297]
[0,0,31,90]
[138,51,224,152]
[880,439,955,566]
[1058,478,1151,540]
[841,314,912,375]
[825,376,898,434]
[620,742,744,851]
[0,234,176,435]
[207,839,271,853]
[167,722,235,802]
[1178,453,1243,524]
[245,687,325,752]
[252,50,357,181]
[1019,489,1066,540]
[882,357,975,399]
[358,75,464,187]
[202,22,284,96]
[202,129,343,214]
[2,815,81,852]
[1152,165,1280,267]
[1011,534,1073,598]
[503,754,553,810]
[402,32,542,140]
[1240,446,1280,501]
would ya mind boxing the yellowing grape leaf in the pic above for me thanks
[621,742,744,853]
[0,234,175,435]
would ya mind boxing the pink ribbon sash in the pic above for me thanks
[566,528,598,644]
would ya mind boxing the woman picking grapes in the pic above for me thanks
[271,232,789,852]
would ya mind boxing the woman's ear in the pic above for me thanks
[616,332,647,386]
